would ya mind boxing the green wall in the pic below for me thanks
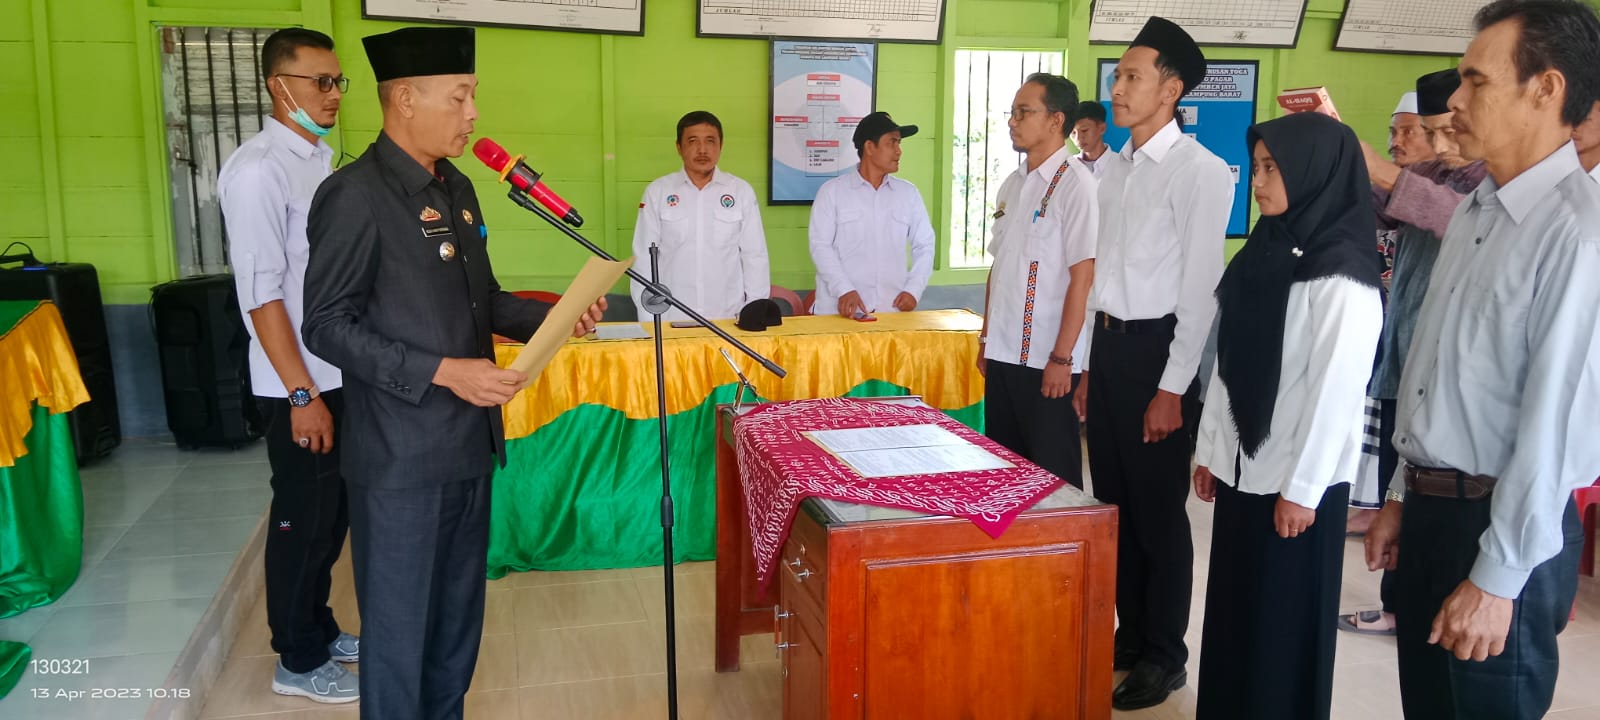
[6,0,1460,305]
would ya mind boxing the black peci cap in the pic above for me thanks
[1130,16,1207,96]
[1416,69,1461,117]
[363,27,475,83]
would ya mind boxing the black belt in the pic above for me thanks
[1098,312,1177,336]
[1404,464,1498,500]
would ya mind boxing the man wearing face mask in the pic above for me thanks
[217,27,358,704]
[1341,69,1489,638]
[301,27,606,720]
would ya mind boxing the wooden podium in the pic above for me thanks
[714,401,1119,720]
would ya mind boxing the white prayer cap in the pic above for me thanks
[1393,92,1419,116]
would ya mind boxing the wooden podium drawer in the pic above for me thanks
[780,508,829,613]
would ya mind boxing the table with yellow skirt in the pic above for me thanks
[487,309,984,577]
[0,300,90,697]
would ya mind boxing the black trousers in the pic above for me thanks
[1394,494,1582,720]
[1085,320,1201,672]
[1197,481,1348,720]
[1376,398,1398,612]
[259,390,349,674]
[349,473,492,720]
[984,361,1083,487]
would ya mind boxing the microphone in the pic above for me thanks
[472,137,584,227]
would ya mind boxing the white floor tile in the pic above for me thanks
[138,486,271,523]
[168,461,271,492]
[57,552,237,607]
[104,516,258,562]
[27,597,211,659]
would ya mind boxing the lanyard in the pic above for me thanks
[1032,159,1070,223]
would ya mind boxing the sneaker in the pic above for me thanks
[328,632,360,663]
[271,660,359,704]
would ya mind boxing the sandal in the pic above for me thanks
[1337,610,1396,636]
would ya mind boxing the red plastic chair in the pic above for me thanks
[1577,478,1600,578]
[514,290,562,304]
[770,286,807,316]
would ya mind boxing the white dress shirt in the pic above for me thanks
[1390,141,1600,599]
[1196,278,1383,508]
[631,168,769,322]
[1077,147,1110,179]
[1589,162,1599,183]
[218,117,341,397]
[983,146,1099,370]
[1085,120,1234,394]
[808,171,936,315]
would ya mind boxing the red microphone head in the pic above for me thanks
[472,137,512,173]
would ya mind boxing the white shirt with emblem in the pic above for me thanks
[983,146,1099,371]
[218,117,342,398]
[631,168,770,322]
[807,171,936,315]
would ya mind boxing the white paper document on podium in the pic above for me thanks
[509,256,632,390]
[805,424,1013,478]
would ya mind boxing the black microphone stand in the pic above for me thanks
[503,190,786,719]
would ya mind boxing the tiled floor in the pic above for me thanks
[2,436,1598,720]
[0,437,272,720]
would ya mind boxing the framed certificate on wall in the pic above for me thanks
[363,0,646,36]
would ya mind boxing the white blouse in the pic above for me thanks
[1195,276,1383,508]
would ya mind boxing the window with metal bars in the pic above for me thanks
[949,49,1066,269]
[158,26,277,278]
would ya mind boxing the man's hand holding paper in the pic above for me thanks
[508,256,634,392]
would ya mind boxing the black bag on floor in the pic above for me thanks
[149,274,262,449]
[0,244,121,463]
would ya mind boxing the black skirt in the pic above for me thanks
[1196,480,1349,720]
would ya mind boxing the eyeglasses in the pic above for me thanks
[1004,106,1041,120]
[277,73,350,93]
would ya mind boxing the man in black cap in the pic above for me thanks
[808,111,935,317]
[1343,68,1487,638]
[1073,16,1232,710]
[301,26,605,720]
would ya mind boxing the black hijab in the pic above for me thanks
[1216,112,1381,458]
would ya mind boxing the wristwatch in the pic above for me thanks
[1385,487,1405,504]
[977,335,988,344]
[288,385,320,408]
[1047,352,1072,366]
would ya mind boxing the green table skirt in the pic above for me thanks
[487,381,982,577]
[0,404,84,700]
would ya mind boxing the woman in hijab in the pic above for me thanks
[1191,111,1384,720]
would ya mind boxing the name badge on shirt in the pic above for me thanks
[421,225,454,238]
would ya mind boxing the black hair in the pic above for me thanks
[1149,53,1187,127]
[261,28,335,83]
[1474,0,1600,126]
[1075,100,1107,124]
[676,111,723,144]
[1025,72,1081,138]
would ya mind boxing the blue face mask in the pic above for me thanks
[278,78,333,138]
